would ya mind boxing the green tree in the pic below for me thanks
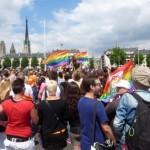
[89,57,94,69]
[21,57,29,68]
[3,57,11,68]
[40,58,45,69]
[134,53,144,65]
[110,47,126,66]
[0,60,1,68]
[12,58,20,68]
[146,54,150,67]
[31,57,38,68]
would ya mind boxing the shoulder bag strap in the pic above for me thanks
[91,100,98,144]
[45,100,60,122]
[130,92,144,104]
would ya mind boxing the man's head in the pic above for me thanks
[115,80,131,94]
[48,70,58,81]
[72,71,81,82]
[132,66,150,89]
[81,75,101,96]
[12,78,25,94]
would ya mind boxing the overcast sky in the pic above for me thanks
[0,0,150,55]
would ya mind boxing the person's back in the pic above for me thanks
[2,97,34,137]
[0,78,38,150]
[38,80,68,150]
[64,82,81,150]
[113,66,150,150]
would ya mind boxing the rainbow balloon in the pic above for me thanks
[45,50,69,67]
[100,60,134,102]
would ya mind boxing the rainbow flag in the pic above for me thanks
[100,60,134,102]
[73,52,88,63]
[45,50,69,67]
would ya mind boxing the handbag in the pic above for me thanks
[90,101,114,150]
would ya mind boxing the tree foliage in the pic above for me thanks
[0,60,1,68]
[134,53,144,65]
[89,57,94,69]
[146,54,150,67]
[21,57,29,68]
[31,57,38,68]
[3,57,11,68]
[12,58,20,68]
[110,47,126,66]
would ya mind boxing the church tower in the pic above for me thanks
[10,43,16,54]
[23,18,31,54]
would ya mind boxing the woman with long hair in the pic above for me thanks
[0,78,11,149]
[64,81,81,150]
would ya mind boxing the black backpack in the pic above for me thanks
[126,92,150,150]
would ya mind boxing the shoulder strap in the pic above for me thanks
[130,92,142,102]
[130,92,146,104]
[91,100,98,144]
[45,100,60,121]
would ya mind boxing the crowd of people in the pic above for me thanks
[0,65,149,150]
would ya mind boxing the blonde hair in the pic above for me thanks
[0,79,11,101]
[46,80,57,96]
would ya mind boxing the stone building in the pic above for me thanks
[0,41,6,57]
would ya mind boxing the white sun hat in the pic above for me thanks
[115,80,131,89]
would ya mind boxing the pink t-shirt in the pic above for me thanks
[38,83,46,99]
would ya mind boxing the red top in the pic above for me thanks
[2,97,34,137]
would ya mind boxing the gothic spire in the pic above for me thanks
[25,17,29,42]
[23,17,31,54]
[10,43,16,54]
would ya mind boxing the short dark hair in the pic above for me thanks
[80,75,96,93]
[64,72,71,81]
[48,71,58,81]
[12,78,25,94]
[73,71,81,81]
[3,70,10,78]
[58,72,63,78]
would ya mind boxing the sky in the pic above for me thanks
[1,0,150,56]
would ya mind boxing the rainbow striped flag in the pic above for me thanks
[100,60,134,102]
[73,52,88,63]
[45,50,69,67]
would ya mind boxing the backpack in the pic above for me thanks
[126,92,150,150]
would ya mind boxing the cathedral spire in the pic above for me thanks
[23,17,31,54]
[10,43,16,54]
[25,17,29,41]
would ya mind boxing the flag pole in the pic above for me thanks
[43,20,46,71]
[138,49,139,65]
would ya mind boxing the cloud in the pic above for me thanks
[0,0,33,53]
[44,0,150,55]
[1,0,150,55]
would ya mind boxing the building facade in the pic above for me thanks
[0,41,6,57]
[105,48,150,66]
